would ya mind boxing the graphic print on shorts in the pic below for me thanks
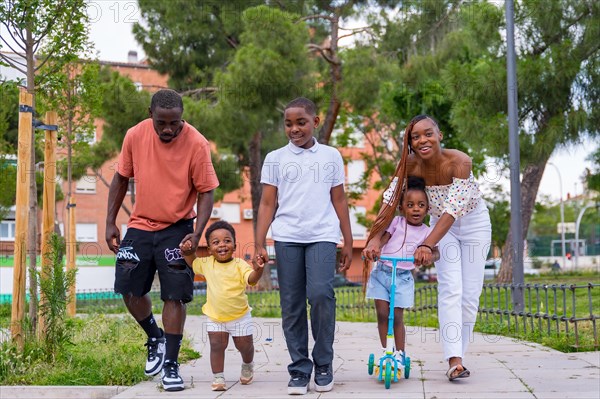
[117,240,140,263]
[164,247,184,263]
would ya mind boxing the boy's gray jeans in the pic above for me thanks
[275,241,337,377]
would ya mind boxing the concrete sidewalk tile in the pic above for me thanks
[425,391,535,399]
[0,386,126,399]
[24,316,600,399]
[515,367,600,392]
[532,392,600,399]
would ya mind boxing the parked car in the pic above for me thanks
[332,274,361,287]
[415,269,438,283]
[484,258,501,279]
[484,258,540,280]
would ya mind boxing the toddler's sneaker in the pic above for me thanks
[144,331,165,376]
[160,360,184,392]
[314,364,334,392]
[211,375,226,391]
[240,362,254,385]
[394,350,405,367]
[288,371,310,395]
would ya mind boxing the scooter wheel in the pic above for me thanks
[384,361,392,389]
[368,353,375,375]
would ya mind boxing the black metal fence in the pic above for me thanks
[74,281,599,351]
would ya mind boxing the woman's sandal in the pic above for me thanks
[446,365,470,381]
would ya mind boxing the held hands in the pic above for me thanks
[414,245,440,267]
[179,239,193,254]
[252,246,269,270]
[179,233,200,256]
[362,239,382,261]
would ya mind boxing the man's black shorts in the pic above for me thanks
[114,218,194,303]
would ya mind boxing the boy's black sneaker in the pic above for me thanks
[160,361,184,391]
[287,371,310,395]
[144,331,165,376]
[314,364,334,392]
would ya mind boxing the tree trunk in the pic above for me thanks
[317,14,341,145]
[497,156,550,283]
[26,31,38,332]
[248,131,272,290]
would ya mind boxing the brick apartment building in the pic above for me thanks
[2,51,388,280]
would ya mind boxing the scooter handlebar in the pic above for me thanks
[378,256,415,262]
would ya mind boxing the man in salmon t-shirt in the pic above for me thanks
[105,89,219,392]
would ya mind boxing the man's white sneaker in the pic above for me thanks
[160,361,184,392]
[144,332,165,376]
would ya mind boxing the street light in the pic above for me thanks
[574,204,594,270]
[548,162,566,269]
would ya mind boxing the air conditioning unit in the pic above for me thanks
[210,207,222,219]
[243,209,253,220]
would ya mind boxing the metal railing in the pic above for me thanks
[71,281,599,350]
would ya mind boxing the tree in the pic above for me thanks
[441,0,599,282]
[133,0,265,91]
[39,60,102,207]
[187,5,314,221]
[335,1,487,224]
[67,67,150,210]
[585,147,600,195]
[185,5,315,289]
[0,81,19,221]
[0,0,92,332]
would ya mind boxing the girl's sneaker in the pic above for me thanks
[240,362,254,384]
[394,351,405,367]
[211,375,226,391]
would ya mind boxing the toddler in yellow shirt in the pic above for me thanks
[180,220,264,391]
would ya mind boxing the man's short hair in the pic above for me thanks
[150,89,184,111]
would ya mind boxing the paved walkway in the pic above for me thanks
[2,316,599,399]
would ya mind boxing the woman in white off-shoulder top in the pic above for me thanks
[362,115,491,381]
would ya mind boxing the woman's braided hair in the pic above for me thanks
[361,115,438,287]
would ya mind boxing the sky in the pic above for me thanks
[4,1,597,202]
[86,1,146,63]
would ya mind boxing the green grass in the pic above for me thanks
[0,255,117,267]
[0,314,200,385]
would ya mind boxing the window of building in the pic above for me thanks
[349,206,367,240]
[0,220,16,241]
[76,223,98,242]
[220,203,241,224]
[75,175,97,194]
[347,160,366,193]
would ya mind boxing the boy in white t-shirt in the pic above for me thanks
[253,97,353,395]
[364,176,431,364]
[180,221,264,391]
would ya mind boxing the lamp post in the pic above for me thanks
[574,204,593,270]
[548,162,566,269]
[506,0,524,312]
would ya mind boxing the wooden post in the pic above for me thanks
[38,111,57,336]
[11,88,33,349]
[66,197,77,316]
